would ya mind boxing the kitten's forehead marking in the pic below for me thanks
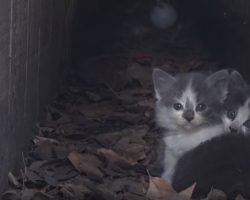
[185,98,194,110]
[179,80,196,109]
[234,97,250,125]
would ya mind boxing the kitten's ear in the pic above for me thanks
[205,70,229,101]
[230,70,246,88]
[152,68,176,100]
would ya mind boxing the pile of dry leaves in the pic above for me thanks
[0,13,241,200]
[0,77,193,200]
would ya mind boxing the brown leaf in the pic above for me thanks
[1,190,21,200]
[94,131,123,148]
[33,136,60,145]
[33,140,68,160]
[59,183,91,198]
[97,148,128,163]
[179,182,196,198]
[25,161,48,185]
[205,189,227,200]
[146,176,176,199]
[122,192,146,200]
[114,136,146,164]
[68,152,103,181]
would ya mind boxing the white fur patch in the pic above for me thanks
[179,81,197,107]
[222,115,232,133]
[155,90,161,101]
[161,124,225,183]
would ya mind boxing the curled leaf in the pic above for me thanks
[146,176,176,199]
[179,182,196,198]
[68,151,103,181]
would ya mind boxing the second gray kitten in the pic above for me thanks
[222,70,250,134]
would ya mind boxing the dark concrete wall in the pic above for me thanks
[0,0,76,189]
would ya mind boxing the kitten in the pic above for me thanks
[222,70,250,134]
[172,133,250,200]
[152,68,229,183]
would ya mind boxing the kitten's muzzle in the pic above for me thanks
[229,125,238,133]
[182,110,194,122]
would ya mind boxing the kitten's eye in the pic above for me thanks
[173,103,183,111]
[196,104,207,112]
[227,110,236,120]
[243,120,250,128]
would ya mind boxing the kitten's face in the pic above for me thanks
[223,97,250,134]
[153,69,229,133]
[222,71,250,134]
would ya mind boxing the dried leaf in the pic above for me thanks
[94,131,123,147]
[52,164,77,181]
[114,136,146,164]
[26,160,76,186]
[33,136,60,145]
[97,148,128,163]
[205,189,227,200]
[146,176,176,199]
[1,190,21,200]
[25,161,47,186]
[179,182,196,198]
[59,183,91,198]
[68,152,103,181]
[122,192,146,200]
[33,140,68,160]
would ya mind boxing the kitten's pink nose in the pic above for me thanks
[183,110,194,122]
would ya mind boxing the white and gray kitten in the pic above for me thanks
[152,68,229,183]
[222,70,250,134]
